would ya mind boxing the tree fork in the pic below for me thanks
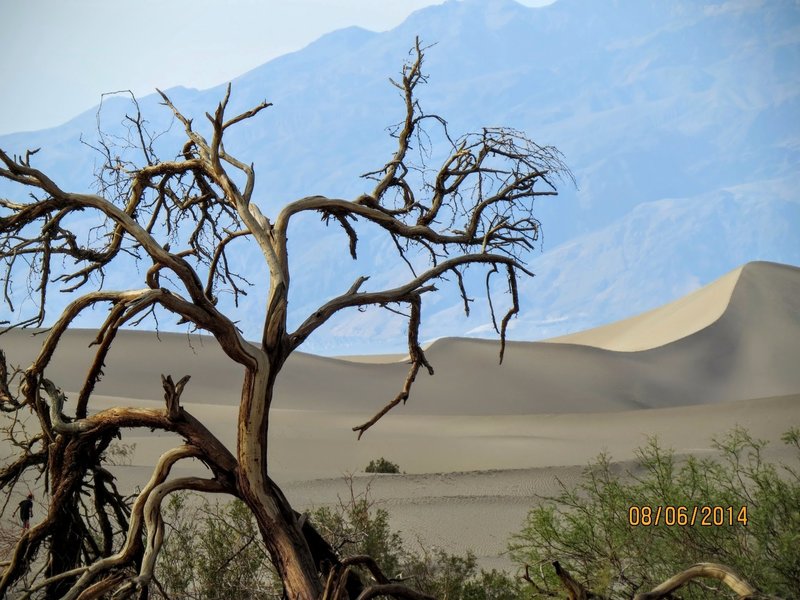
[1,40,573,598]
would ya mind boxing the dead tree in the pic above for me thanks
[524,561,770,600]
[0,40,571,599]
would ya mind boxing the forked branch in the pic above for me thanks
[1,39,572,600]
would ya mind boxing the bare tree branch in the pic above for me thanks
[352,295,432,439]
[633,563,760,600]
[0,39,573,599]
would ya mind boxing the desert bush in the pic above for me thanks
[510,427,800,599]
[400,548,524,600]
[154,480,522,599]
[310,480,521,598]
[103,441,137,466]
[155,493,279,599]
[312,481,405,581]
[365,457,400,474]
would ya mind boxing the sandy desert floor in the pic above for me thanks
[96,393,796,572]
[1,261,799,572]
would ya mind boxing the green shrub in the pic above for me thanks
[311,482,405,581]
[510,427,800,599]
[155,482,520,599]
[103,441,137,466]
[399,548,523,600]
[365,457,400,473]
[155,493,279,599]
[310,482,521,598]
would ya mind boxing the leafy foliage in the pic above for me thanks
[153,479,521,599]
[510,427,800,599]
[103,441,137,466]
[310,482,522,599]
[401,549,524,600]
[312,480,404,581]
[155,493,279,599]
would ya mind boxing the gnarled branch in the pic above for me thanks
[633,562,759,600]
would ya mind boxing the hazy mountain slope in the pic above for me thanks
[0,0,798,354]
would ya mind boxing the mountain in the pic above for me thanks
[1,0,798,354]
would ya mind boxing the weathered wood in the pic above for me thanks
[633,562,759,600]
[0,39,571,599]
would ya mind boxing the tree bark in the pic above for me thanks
[237,359,323,599]
[46,438,90,599]
[633,562,759,600]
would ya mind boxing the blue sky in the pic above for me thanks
[0,0,554,135]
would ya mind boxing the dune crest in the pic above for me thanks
[2,262,799,417]
[542,265,744,351]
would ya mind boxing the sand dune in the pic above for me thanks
[1,260,799,570]
[543,266,743,351]
[5,262,797,415]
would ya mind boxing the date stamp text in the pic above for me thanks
[628,505,748,527]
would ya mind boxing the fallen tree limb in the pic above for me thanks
[633,562,759,600]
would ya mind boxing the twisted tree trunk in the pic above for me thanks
[45,436,102,599]
[0,40,571,599]
[237,353,323,599]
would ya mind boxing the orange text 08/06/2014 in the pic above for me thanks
[627,505,748,527]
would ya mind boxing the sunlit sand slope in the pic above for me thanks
[543,266,743,351]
